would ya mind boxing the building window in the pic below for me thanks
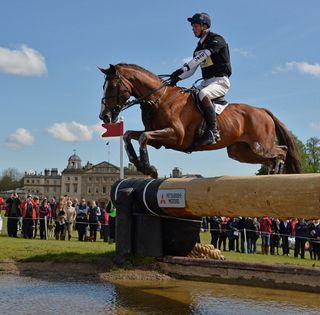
[88,187,91,194]
[26,180,30,183]
[95,187,99,194]
[53,187,56,193]
[95,177,99,182]
[75,177,78,181]
[37,180,40,184]
[73,184,78,193]
[67,177,70,181]
[66,184,70,193]
[102,186,106,194]
[88,177,92,182]
[102,176,106,182]
[31,180,34,184]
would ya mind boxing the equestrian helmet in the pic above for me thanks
[187,12,211,28]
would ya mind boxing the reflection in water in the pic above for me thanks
[0,275,320,315]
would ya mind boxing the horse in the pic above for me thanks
[99,63,301,178]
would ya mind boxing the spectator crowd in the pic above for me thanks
[1,192,320,261]
[1,192,116,243]
[205,215,320,260]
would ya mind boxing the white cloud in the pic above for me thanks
[309,122,320,131]
[0,44,47,76]
[4,128,34,150]
[233,48,253,58]
[275,61,320,77]
[47,121,103,142]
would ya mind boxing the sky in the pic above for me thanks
[1,0,320,178]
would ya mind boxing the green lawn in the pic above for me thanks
[0,215,115,264]
[1,215,320,268]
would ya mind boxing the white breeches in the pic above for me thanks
[197,76,231,101]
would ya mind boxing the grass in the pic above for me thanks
[1,215,320,268]
[0,215,115,264]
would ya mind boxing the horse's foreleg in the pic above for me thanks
[139,128,178,178]
[123,130,143,169]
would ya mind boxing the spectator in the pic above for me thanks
[99,202,109,242]
[209,216,221,248]
[65,200,76,241]
[218,216,229,251]
[75,198,89,241]
[245,217,254,254]
[5,192,21,237]
[88,200,101,242]
[315,219,320,260]
[227,217,239,252]
[238,216,246,253]
[21,195,37,239]
[33,196,40,239]
[107,200,116,243]
[251,217,260,254]
[294,218,308,259]
[270,218,281,255]
[39,198,52,240]
[55,202,67,240]
[279,218,292,256]
[259,216,272,255]
[307,219,317,260]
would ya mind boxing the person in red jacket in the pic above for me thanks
[259,216,272,255]
[21,195,37,239]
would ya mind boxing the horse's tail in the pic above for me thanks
[264,109,302,174]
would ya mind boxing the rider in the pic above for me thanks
[169,12,232,145]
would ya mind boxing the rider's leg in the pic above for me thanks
[201,96,220,145]
[198,77,230,145]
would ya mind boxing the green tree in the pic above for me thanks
[0,168,23,191]
[305,137,320,173]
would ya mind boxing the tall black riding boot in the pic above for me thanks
[201,96,220,145]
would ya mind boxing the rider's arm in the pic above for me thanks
[178,49,212,80]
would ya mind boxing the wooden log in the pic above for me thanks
[157,174,320,219]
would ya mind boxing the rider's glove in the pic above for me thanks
[169,68,184,86]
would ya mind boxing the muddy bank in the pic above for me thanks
[0,259,171,283]
[159,256,320,292]
[2,258,320,292]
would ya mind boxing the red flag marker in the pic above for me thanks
[101,121,124,137]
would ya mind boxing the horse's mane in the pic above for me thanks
[117,63,161,82]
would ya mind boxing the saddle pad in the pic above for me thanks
[215,102,229,115]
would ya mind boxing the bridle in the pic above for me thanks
[101,73,170,116]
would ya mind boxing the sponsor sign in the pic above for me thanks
[157,189,185,208]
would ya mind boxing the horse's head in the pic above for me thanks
[99,64,132,123]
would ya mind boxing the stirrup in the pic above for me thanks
[201,130,220,145]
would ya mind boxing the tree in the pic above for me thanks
[0,168,23,191]
[305,137,320,173]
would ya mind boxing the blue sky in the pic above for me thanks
[1,0,320,178]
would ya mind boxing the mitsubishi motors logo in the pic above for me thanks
[160,194,166,205]
[157,189,186,208]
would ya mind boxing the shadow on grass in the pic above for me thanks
[20,250,116,265]
[19,251,156,270]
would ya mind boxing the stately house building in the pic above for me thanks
[23,153,145,204]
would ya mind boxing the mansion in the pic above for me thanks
[23,153,146,203]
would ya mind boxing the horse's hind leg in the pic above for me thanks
[227,142,280,171]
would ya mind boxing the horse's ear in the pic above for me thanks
[98,67,108,75]
[108,64,117,74]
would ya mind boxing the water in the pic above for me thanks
[0,274,320,315]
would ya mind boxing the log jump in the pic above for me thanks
[111,174,320,262]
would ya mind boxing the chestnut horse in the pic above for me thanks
[99,63,301,178]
